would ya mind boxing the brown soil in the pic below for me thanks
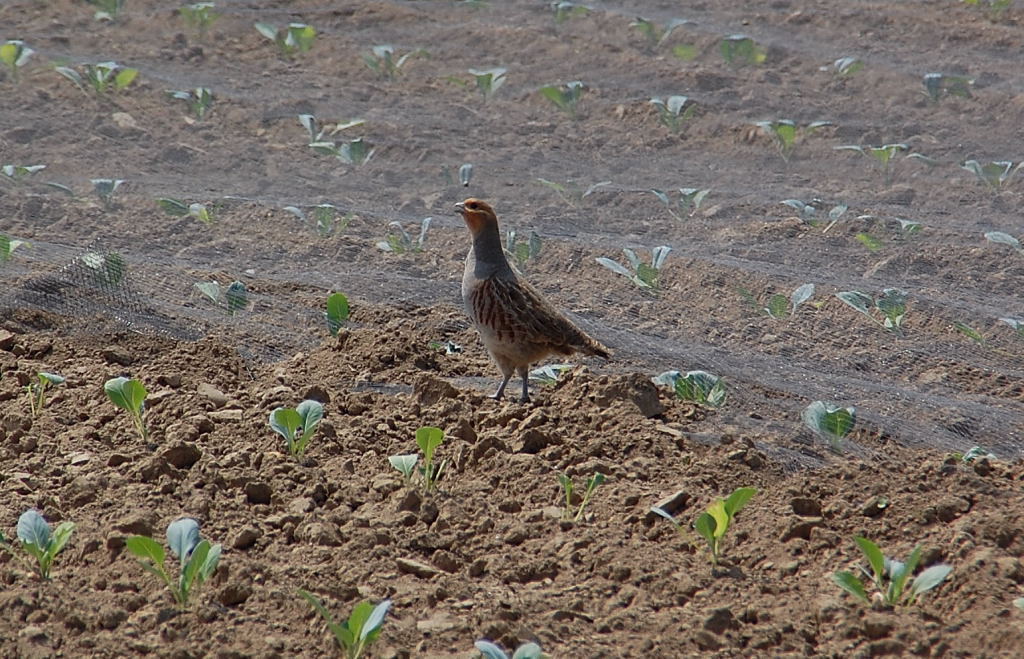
[2,1,1024,657]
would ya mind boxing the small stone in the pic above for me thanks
[0,330,15,351]
[245,482,272,504]
[648,490,690,519]
[288,497,315,514]
[413,374,459,406]
[431,550,461,573]
[19,625,47,641]
[209,409,243,422]
[162,442,201,469]
[108,453,130,467]
[101,346,134,366]
[217,582,252,607]
[396,557,441,578]
[114,512,157,537]
[297,522,340,546]
[197,383,228,408]
[111,112,138,129]
[158,373,182,387]
[860,497,889,518]
[97,606,127,630]
[232,527,260,550]
[396,489,422,513]
[703,607,740,635]
[468,558,487,577]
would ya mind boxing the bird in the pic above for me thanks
[455,198,610,402]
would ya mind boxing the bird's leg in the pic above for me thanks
[490,371,513,400]
[518,365,530,403]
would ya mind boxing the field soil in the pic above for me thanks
[2,1,1024,657]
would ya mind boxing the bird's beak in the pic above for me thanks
[453,201,466,214]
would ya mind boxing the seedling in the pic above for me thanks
[363,45,425,79]
[91,178,126,208]
[285,204,352,237]
[269,399,324,458]
[676,370,728,408]
[104,376,148,440]
[951,446,997,463]
[26,372,65,417]
[459,163,473,186]
[781,199,847,229]
[1001,317,1024,338]
[0,510,74,579]
[1,40,33,83]
[833,536,952,607]
[467,67,507,100]
[56,62,137,96]
[754,282,816,319]
[0,234,30,263]
[650,96,696,134]
[255,22,316,58]
[167,87,213,120]
[416,426,446,492]
[179,3,219,36]
[126,518,222,609]
[299,592,391,659]
[388,454,418,485]
[551,2,589,23]
[985,231,1022,254]
[311,137,375,166]
[962,160,1022,191]
[803,400,855,452]
[377,218,431,253]
[529,363,574,386]
[693,487,756,565]
[475,640,544,659]
[720,34,766,66]
[193,280,248,314]
[651,187,710,219]
[830,56,864,76]
[596,245,671,290]
[534,178,610,206]
[157,198,214,225]
[922,73,973,102]
[953,321,986,345]
[961,0,1014,21]
[558,472,606,522]
[836,288,907,332]
[88,0,125,21]
[324,292,350,337]
[298,114,366,144]
[429,340,463,354]
[754,120,831,161]
[539,80,584,118]
[629,16,690,50]
[82,250,126,286]
[834,143,913,184]
[1,164,46,184]
[506,229,542,270]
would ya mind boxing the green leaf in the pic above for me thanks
[908,564,952,602]
[166,518,201,563]
[802,401,855,440]
[512,642,543,659]
[360,599,391,641]
[270,407,302,442]
[724,487,756,518]
[954,321,985,344]
[475,640,510,659]
[389,453,418,478]
[706,499,730,540]
[854,536,886,586]
[326,292,349,336]
[126,535,165,565]
[415,426,444,459]
[790,283,814,313]
[985,231,1021,250]
[181,540,210,598]
[104,377,147,413]
[693,512,716,545]
[157,198,190,216]
[114,67,137,90]
[833,571,870,603]
[49,522,75,557]
[856,233,883,252]
[836,290,873,316]
[17,510,51,549]
[765,293,788,318]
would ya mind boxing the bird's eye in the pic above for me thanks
[467,202,478,210]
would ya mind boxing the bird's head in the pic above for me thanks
[454,198,498,236]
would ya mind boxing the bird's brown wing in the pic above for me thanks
[484,274,610,358]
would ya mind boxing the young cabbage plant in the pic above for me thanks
[475,640,544,659]
[88,0,125,21]
[158,198,214,225]
[416,426,447,492]
[650,96,696,134]
[254,22,316,58]
[539,81,584,118]
[56,61,137,96]
[1,40,34,83]
[693,487,756,565]
[91,178,126,209]
[299,592,391,659]
[126,518,222,609]
[922,73,973,102]
[284,203,352,237]
[629,16,690,50]
[104,376,148,440]
[834,144,909,184]
[27,372,65,417]
[534,178,610,206]
[833,536,952,607]
[269,399,324,459]
[757,282,816,319]
[551,2,590,23]
[754,120,832,162]
[506,229,542,270]
[558,472,606,522]
[0,234,31,263]
[363,45,425,79]
[325,292,350,337]
[720,34,766,66]
[802,400,855,452]
[596,245,671,290]
[1001,317,1024,338]
[298,113,366,144]
[830,56,864,76]
[529,363,574,387]
[962,160,1022,191]
[429,339,463,355]
[167,87,213,120]
[467,67,507,100]
[311,137,375,166]
[651,187,710,219]
[81,250,126,286]
[836,288,908,332]
[179,3,219,37]
[0,510,75,580]
[658,370,727,408]
[377,218,431,253]
[193,280,248,315]
[780,199,848,229]
[984,231,1022,254]
[1,164,46,184]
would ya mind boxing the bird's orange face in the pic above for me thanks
[455,198,497,235]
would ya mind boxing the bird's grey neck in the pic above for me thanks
[469,228,513,278]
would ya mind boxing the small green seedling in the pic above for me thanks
[0,234,30,263]
[0,510,74,580]
[529,363,574,386]
[952,446,997,463]
[1001,317,1024,338]
[269,399,324,458]
[534,178,610,206]
[671,370,727,408]
[596,245,671,290]
[539,80,584,118]
[27,372,65,417]
[458,163,474,186]
[91,178,125,208]
[834,143,909,184]
[88,0,125,21]
[56,62,137,96]
[629,16,690,50]
[922,73,973,102]
[1,40,34,83]
[388,454,418,485]
[104,376,148,440]
[694,487,756,565]
[416,426,447,492]
[833,536,952,607]
[299,592,391,659]
[754,120,832,161]
[81,250,126,286]
[429,339,463,354]
[467,67,507,100]
[377,218,431,253]
[255,22,316,58]
[961,0,1014,21]
[298,114,366,144]
[720,34,766,66]
[953,321,986,345]
[651,187,710,219]
[325,292,350,336]
[363,45,425,79]
[757,282,815,318]
[158,198,214,225]
[2,164,46,184]
[506,229,542,270]
[193,280,248,314]
[962,160,1022,191]
[285,204,352,237]
[984,231,1022,254]
[310,137,375,166]
[650,96,696,134]
[475,640,544,659]
[831,56,864,76]
[558,472,606,522]
[802,400,855,452]
[179,3,218,36]
[167,87,213,120]
[780,199,848,229]
[836,288,907,332]
[126,518,222,609]
[551,2,590,23]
